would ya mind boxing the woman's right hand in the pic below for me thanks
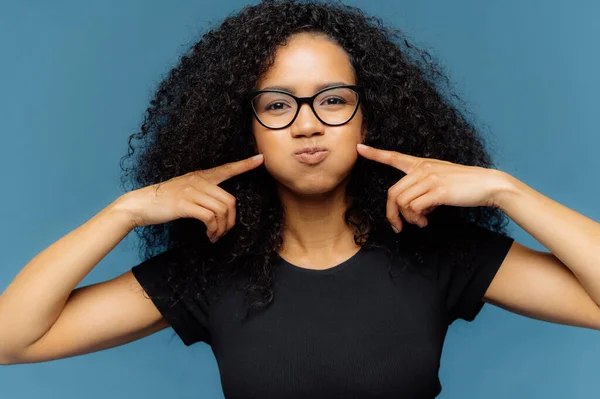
[120,154,264,243]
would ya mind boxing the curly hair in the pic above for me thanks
[120,0,511,324]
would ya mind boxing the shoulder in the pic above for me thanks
[396,222,514,276]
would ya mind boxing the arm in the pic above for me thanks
[0,194,160,363]
[483,172,600,329]
[2,269,170,365]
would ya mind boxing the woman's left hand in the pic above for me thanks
[356,143,511,233]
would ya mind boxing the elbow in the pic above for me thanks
[0,349,21,366]
[0,355,14,366]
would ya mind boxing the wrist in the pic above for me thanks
[489,170,524,210]
[109,193,143,229]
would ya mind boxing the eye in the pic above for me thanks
[265,102,292,111]
[320,97,346,106]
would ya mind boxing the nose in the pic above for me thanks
[290,102,324,138]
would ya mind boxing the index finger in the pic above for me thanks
[356,144,418,173]
[204,154,264,184]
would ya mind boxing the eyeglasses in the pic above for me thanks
[247,85,364,130]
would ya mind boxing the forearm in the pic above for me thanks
[493,172,600,305]
[0,195,136,356]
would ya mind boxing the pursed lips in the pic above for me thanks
[292,147,330,164]
[294,146,329,155]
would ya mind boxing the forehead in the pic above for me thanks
[256,32,356,94]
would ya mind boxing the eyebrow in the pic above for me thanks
[259,81,350,93]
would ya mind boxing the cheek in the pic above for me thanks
[251,122,279,153]
[253,135,280,157]
[337,131,362,161]
[338,146,359,170]
[252,134,286,172]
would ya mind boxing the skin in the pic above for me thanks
[251,32,367,269]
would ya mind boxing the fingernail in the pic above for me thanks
[391,225,400,233]
[252,154,264,161]
[357,144,368,150]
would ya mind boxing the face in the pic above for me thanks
[251,32,366,197]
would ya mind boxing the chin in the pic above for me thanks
[292,184,337,197]
[264,157,354,194]
[276,174,349,197]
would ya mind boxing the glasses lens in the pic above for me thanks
[313,87,359,125]
[251,87,360,128]
[252,91,297,129]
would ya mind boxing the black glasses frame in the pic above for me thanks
[246,84,365,130]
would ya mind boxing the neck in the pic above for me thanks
[277,180,359,260]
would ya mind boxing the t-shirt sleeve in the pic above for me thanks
[131,249,210,346]
[436,223,515,324]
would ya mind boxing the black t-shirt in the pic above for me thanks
[131,223,514,398]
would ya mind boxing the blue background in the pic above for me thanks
[1,0,599,397]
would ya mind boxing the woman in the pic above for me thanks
[1,0,599,398]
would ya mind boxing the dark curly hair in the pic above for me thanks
[120,0,511,326]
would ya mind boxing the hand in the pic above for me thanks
[121,154,264,243]
[356,143,507,233]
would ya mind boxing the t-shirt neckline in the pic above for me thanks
[277,246,366,275]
